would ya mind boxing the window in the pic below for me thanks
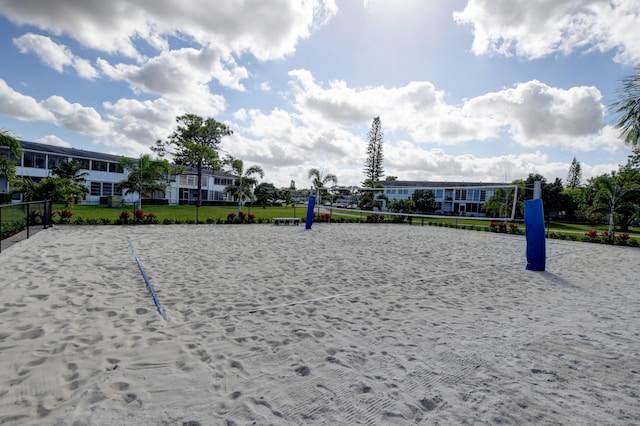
[435,189,443,199]
[74,158,90,169]
[23,152,46,168]
[102,182,113,196]
[91,182,101,196]
[108,162,117,173]
[480,190,487,202]
[91,160,108,171]
[47,155,66,169]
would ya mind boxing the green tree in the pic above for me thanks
[566,157,582,189]
[224,156,264,215]
[0,129,22,188]
[50,159,89,199]
[412,189,436,213]
[158,114,233,207]
[11,177,85,205]
[587,169,640,234]
[308,168,337,213]
[254,182,278,208]
[612,67,640,149]
[363,116,385,184]
[116,155,171,210]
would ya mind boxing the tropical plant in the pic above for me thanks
[116,155,171,210]
[50,158,89,199]
[11,176,85,205]
[308,167,337,214]
[611,67,640,150]
[588,173,640,235]
[0,129,22,188]
[156,114,233,207]
[412,189,436,213]
[254,182,279,207]
[223,156,264,215]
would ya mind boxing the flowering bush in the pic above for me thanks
[226,212,236,223]
[117,210,131,224]
[145,212,158,224]
[248,213,256,222]
[586,229,598,238]
[57,210,73,224]
[366,213,385,223]
[498,222,507,232]
[509,223,519,233]
[134,209,146,221]
[238,211,247,221]
[489,221,498,231]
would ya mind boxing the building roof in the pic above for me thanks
[18,140,125,162]
[379,180,514,188]
[14,140,236,178]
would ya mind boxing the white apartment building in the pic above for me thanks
[1,140,236,205]
[380,180,515,216]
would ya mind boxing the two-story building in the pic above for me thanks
[1,140,236,205]
[380,180,516,216]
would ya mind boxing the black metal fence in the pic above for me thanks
[0,200,51,253]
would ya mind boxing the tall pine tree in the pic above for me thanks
[363,116,384,185]
[566,157,582,189]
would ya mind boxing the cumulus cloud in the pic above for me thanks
[453,0,640,65]
[0,79,55,121]
[96,46,242,112]
[13,33,98,79]
[287,70,611,151]
[0,0,338,60]
[36,135,71,147]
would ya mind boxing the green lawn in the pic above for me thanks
[50,204,640,238]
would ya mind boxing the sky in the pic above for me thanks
[0,0,639,189]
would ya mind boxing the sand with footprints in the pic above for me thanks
[1,223,639,424]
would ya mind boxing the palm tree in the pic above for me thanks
[116,155,171,210]
[308,168,338,215]
[50,159,89,199]
[11,177,85,206]
[1,129,22,189]
[612,68,640,149]
[223,156,264,216]
[589,173,640,236]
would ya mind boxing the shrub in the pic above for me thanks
[57,209,73,224]
[248,213,256,223]
[100,218,111,225]
[73,216,84,225]
[118,210,131,224]
[586,229,598,238]
[163,218,174,225]
[145,212,158,224]
[366,213,385,223]
[206,218,215,224]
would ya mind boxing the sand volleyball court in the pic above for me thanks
[0,223,639,425]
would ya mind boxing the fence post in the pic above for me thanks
[25,203,30,239]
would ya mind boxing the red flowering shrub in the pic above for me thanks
[134,209,146,222]
[57,210,73,224]
[489,221,498,231]
[509,223,519,233]
[366,213,385,223]
[248,213,256,222]
[617,233,630,241]
[586,229,598,238]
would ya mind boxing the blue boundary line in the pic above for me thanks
[128,237,167,321]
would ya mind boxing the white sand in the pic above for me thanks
[1,223,639,425]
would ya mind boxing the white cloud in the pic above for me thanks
[0,79,55,121]
[40,96,110,136]
[0,0,338,60]
[287,70,612,151]
[36,135,71,147]
[454,0,640,65]
[13,33,98,79]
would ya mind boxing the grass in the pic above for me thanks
[51,204,640,237]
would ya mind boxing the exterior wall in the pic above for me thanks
[382,183,509,217]
[2,141,236,206]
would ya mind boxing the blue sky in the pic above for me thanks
[0,0,638,188]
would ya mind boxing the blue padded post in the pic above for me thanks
[524,198,546,271]
[305,195,316,230]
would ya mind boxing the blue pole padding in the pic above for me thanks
[524,198,546,271]
[305,195,316,230]
[128,237,168,321]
